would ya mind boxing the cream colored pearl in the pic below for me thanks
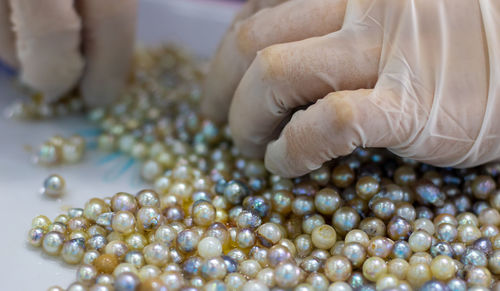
[197,237,222,258]
[362,257,387,282]
[406,263,431,288]
[113,263,138,277]
[311,224,337,249]
[430,255,455,280]
[327,282,352,291]
[344,229,370,248]
[111,211,136,234]
[408,230,432,252]
[387,258,409,280]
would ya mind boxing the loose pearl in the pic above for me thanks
[387,258,409,280]
[67,283,87,291]
[239,259,261,278]
[197,237,222,259]
[84,198,110,222]
[111,211,136,234]
[362,257,387,282]
[256,223,282,247]
[43,174,66,197]
[124,251,145,268]
[76,264,98,285]
[408,230,432,252]
[42,231,65,255]
[344,230,370,247]
[105,240,128,259]
[136,189,161,208]
[375,274,399,290]
[113,263,138,277]
[324,256,352,282]
[311,224,337,250]
[96,274,114,286]
[31,215,51,231]
[114,272,140,291]
[328,282,353,291]
[430,255,456,280]
[314,188,342,215]
[61,239,85,264]
[136,207,162,231]
[406,263,431,288]
[200,257,227,280]
[274,262,301,288]
[225,273,247,290]
[143,242,169,267]
[111,192,138,213]
[27,228,44,247]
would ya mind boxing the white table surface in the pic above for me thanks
[0,1,239,289]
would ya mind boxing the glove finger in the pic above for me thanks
[265,88,406,177]
[229,29,380,158]
[9,0,84,102]
[0,0,17,69]
[231,0,288,26]
[201,0,347,123]
[76,0,136,107]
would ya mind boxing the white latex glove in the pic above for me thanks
[0,0,136,106]
[202,0,500,178]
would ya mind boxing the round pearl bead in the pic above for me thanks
[430,255,456,280]
[328,282,353,291]
[406,263,431,288]
[324,256,352,282]
[27,228,44,247]
[113,272,140,291]
[42,231,65,255]
[197,237,222,259]
[362,257,387,282]
[111,211,136,234]
[76,264,97,285]
[43,174,65,197]
[143,242,169,267]
[311,224,337,249]
[61,239,85,264]
[408,230,432,252]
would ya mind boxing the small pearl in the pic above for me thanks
[328,281,353,291]
[76,264,97,285]
[42,231,65,255]
[362,257,387,282]
[430,255,455,280]
[43,174,65,197]
[27,228,44,247]
[114,272,140,291]
[111,211,136,234]
[408,230,432,252]
[61,239,85,264]
[324,255,352,282]
[311,224,337,250]
[143,242,169,267]
[197,237,222,258]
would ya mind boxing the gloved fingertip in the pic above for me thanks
[265,137,295,178]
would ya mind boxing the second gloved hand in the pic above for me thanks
[0,0,136,106]
[203,0,500,178]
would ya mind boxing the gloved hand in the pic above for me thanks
[202,0,500,178]
[0,0,136,106]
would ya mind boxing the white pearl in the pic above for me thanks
[242,280,269,291]
[328,282,353,291]
[43,174,65,197]
[197,237,222,258]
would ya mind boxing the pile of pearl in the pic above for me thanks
[25,47,500,291]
